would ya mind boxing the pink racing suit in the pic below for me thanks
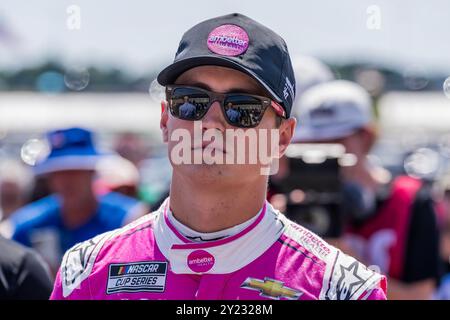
[50,199,387,300]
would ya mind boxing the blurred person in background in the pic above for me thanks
[0,159,34,221]
[293,80,440,300]
[2,127,147,275]
[434,173,450,299]
[290,55,334,106]
[114,132,150,167]
[28,176,52,203]
[269,55,334,202]
[0,235,53,300]
[94,154,142,199]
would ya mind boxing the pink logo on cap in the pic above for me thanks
[207,24,249,56]
[187,250,215,273]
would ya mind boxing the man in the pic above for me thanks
[50,13,386,300]
[179,96,197,118]
[268,55,334,210]
[294,80,440,299]
[4,127,147,275]
[95,154,141,199]
[113,132,149,167]
[291,55,334,103]
[434,173,450,299]
[0,159,34,221]
[0,235,53,299]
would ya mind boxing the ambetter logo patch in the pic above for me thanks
[207,24,249,57]
[187,250,215,273]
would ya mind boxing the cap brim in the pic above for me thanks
[293,125,359,143]
[33,155,103,175]
[157,56,283,105]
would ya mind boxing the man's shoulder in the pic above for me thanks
[278,216,387,300]
[0,236,50,276]
[0,236,29,266]
[387,175,423,202]
[7,196,60,240]
[98,192,143,217]
[97,192,147,227]
[11,195,59,226]
[57,210,159,298]
[0,236,53,299]
[279,215,335,262]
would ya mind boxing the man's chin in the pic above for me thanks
[173,162,228,171]
[172,162,265,184]
[172,163,237,182]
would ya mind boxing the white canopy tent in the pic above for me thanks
[377,91,450,135]
[373,91,450,175]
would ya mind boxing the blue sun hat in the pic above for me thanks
[33,127,105,175]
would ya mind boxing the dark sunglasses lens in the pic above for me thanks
[224,95,265,127]
[170,87,210,120]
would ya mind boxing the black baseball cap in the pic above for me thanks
[157,13,296,118]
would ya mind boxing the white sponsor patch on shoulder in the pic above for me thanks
[61,231,114,297]
[61,212,158,298]
[281,217,332,260]
[319,250,383,300]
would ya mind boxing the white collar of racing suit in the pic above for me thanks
[166,206,259,242]
[153,198,286,274]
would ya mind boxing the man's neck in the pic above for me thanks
[169,171,267,233]
[345,158,380,192]
[61,192,98,229]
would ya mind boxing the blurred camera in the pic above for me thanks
[269,143,348,238]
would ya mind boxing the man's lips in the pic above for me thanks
[192,141,226,153]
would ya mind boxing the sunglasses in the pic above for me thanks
[165,85,286,128]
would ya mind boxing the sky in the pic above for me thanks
[0,0,449,76]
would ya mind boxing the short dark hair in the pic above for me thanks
[275,115,283,128]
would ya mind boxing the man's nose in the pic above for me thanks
[201,101,227,132]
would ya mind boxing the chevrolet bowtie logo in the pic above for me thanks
[240,277,303,300]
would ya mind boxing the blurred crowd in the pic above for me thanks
[1,55,450,300]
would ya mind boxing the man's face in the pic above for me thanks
[0,181,23,209]
[160,66,295,185]
[329,131,366,159]
[304,129,370,183]
[48,170,94,198]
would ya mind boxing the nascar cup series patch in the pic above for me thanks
[106,262,167,294]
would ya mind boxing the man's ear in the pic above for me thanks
[277,117,296,158]
[160,101,169,143]
[360,125,377,154]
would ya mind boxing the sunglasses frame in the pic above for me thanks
[165,85,286,128]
